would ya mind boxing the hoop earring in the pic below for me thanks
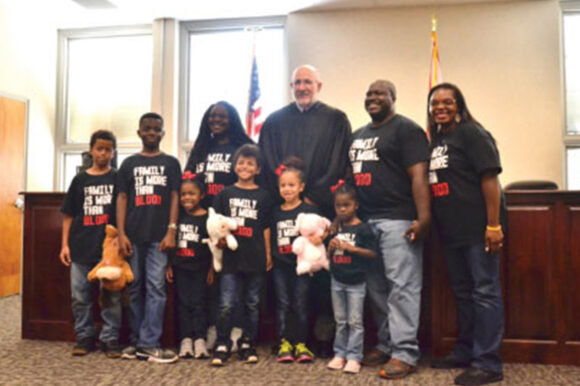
[455,114,461,123]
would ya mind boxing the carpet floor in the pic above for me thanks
[1,295,578,385]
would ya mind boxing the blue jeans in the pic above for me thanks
[127,242,168,348]
[445,243,504,374]
[70,262,121,342]
[216,272,264,347]
[272,264,311,343]
[331,278,366,361]
[366,218,423,366]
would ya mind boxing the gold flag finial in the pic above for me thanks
[431,13,437,32]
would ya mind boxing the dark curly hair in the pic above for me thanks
[185,101,253,171]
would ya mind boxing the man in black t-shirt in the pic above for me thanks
[350,80,431,379]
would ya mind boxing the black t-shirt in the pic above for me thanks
[429,122,502,247]
[349,115,429,221]
[330,222,377,285]
[271,202,319,267]
[116,153,182,244]
[61,170,116,265]
[171,212,212,271]
[213,185,272,273]
[190,142,238,208]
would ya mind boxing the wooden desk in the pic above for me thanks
[21,191,580,364]
[429,190,580,365]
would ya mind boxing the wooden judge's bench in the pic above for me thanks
[20,191,580,365]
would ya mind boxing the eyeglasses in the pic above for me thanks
[429,99,456,108]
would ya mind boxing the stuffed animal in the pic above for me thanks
[203,207,239,272]
[87,225,134,292]
[292,213,331,275]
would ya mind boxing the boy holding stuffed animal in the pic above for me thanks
[59,130,122,358]
[210,144,272,366]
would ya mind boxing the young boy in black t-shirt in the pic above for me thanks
[116,112,181,364]
[60,130,121,358]
[210,144,272,366]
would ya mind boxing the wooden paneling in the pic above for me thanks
[0,95,26,297]
[430,191,580,365]
[565,206,580,344]
[503,206,556,341]
[23,191,580,365]
[22,193,73,341]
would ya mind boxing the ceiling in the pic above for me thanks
[7,0,534,28]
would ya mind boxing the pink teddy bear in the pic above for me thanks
[292,213,331,275]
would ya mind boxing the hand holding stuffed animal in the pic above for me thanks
[292,213,331,275]
[87,225,134,292]
[203,207,238,272]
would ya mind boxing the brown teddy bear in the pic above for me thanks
[87,224,134,292]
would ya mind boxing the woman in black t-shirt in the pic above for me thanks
[185,101,254,208]
[427,83,504,386]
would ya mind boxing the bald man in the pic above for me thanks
[258,65,351,359]
[258,65,351,218]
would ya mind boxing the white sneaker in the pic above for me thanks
[179,338,194,358]
[343,359,361,374]
[206,326,217,351]
[327,356,346,370]
[230,327,243,352]
[194,338,209,359]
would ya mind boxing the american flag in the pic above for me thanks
[246,52,263,140]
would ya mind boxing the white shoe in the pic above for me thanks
[230,327,243,352]
[179,338,194,358]
[327,356,346,370]
[194,338,209,359]
[343,359,361,374]
[206,326,217,351]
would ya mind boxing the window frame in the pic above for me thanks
[177,16,287,164]
[55,24,153,190]
[562,2,580,189]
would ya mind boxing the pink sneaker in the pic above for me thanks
[343,359,361,374]
[327,356,346,370]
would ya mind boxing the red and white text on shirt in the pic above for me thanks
[135,194,162,206]
[83,214,110,226]
[234,226,253,237]
[278,245,292,254]
[333,255,352,264]
[431,182,449,197]
[354,173,372,186]
[176,248,195,257]
[207,184,224,196]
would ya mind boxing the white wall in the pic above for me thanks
[287,0,563,187]
[0,1,58,191]
[0,0,566,190]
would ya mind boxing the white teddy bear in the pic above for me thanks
[203,207,238,272]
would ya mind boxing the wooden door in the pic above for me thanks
[0,94,27,297]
